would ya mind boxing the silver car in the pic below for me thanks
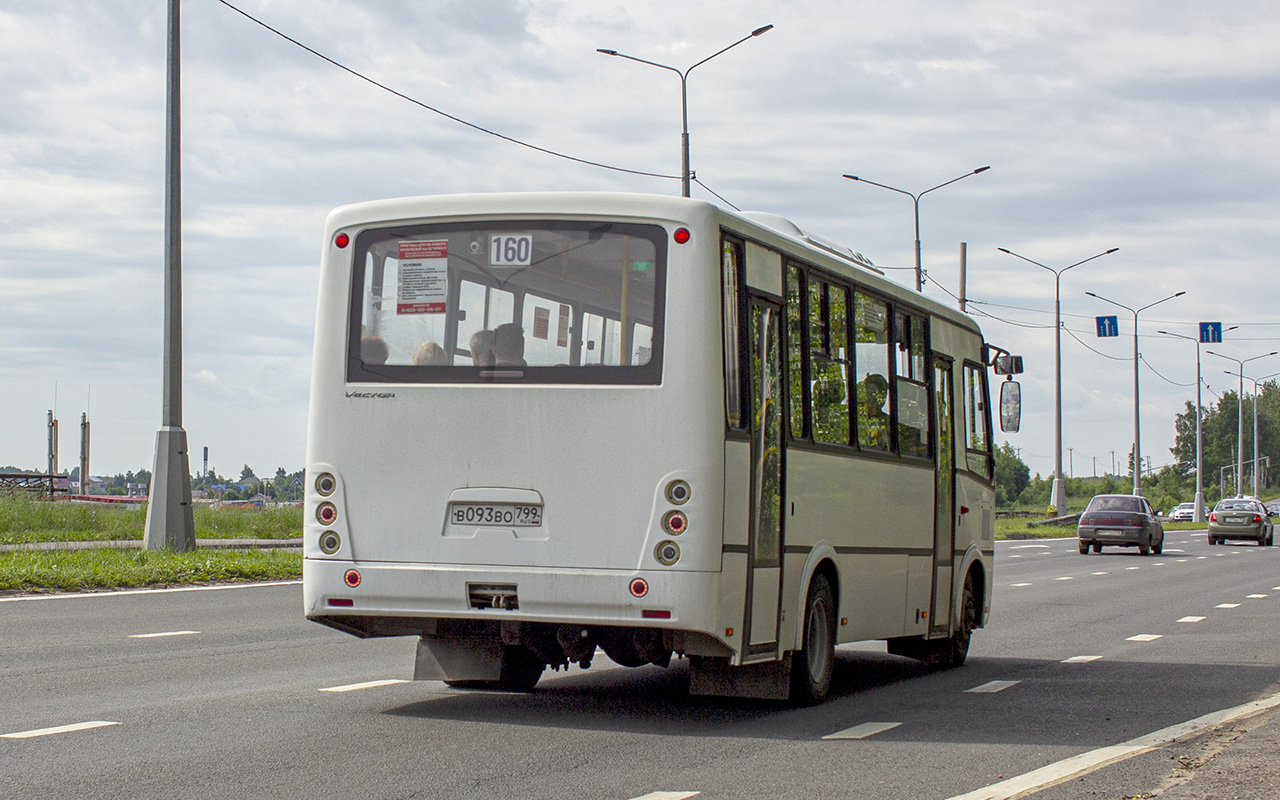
[1077,494,1164,555]
[1170,502,1195,521]
[1207,498,1274,546]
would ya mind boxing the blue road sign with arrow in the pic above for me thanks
[1096,316,1119,338]
[1200,322,1223,343]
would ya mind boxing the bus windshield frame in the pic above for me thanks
[346,219,668,385]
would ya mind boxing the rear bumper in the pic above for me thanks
[1078,526,1145,546]
[303,557,722,639]
[1208,525,1266,542]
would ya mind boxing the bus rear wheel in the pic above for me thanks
[939,575,976,668]
[789,573,835,706]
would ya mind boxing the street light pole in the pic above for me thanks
[597,25,773,198]
[842,167,990,292]
[1158,327,1236,522]
[1086,290,1186,496]
[1001,247,1118,515]
[1207,351,1277,496]
[1242,370,1280,496]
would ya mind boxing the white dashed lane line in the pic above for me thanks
[628,792,700,800]
[1177,616,1207,623]
[967,681,1020,694]
[319,679,411,693]
[1126,634,1162,642]
[1062,655,1103,663]
[823,721,903,740]
[128,630,200,639]
[2,721,120,739]
[1216,603,1241,609]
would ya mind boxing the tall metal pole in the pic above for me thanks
[1087,290,1185,496]
[1207,351,1276,498]
[958,242,967,312]
[1000,247,1117,514]
[844,167,990,293]
[144,0,195,551]
[597,25,773,199]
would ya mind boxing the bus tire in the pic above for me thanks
[940,575,976,668]
[496,645,544,692]
[789,573,835,706]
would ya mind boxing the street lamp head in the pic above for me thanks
[974,166,991,174]
[596,48,618,56]
[842,174,860,182]
[1105,247,1120,254]
[751,24,774,36]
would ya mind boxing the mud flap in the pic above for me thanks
[414,637,503,682]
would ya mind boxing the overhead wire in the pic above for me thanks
[214,0,680,181]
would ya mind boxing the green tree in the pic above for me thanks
[994,442,1029,507]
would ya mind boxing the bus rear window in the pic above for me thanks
[347,220,666,384]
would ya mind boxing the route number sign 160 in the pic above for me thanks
[490,234,533,267]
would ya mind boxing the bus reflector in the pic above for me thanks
[629,578,649,598]
[344,569,361,588]
[329,598,354,607]
[642,609,671,619]
[673,228,691,244]
[335,232,350,248]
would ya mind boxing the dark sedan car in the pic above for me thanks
[1208,498,1274,546]
[1077,494,1164,555]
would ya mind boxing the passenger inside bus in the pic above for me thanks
[493,323,527,366]
[469,329,496,367]
[412,341,449,365]
[361,334,389,365]
[858,373,891,450]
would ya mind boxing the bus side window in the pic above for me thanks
[855,292,892,451]
[894,310,930,458]
[810,279,851,446]
[964,363,993,477]
[722,236,746,429]
[785,264,807,440]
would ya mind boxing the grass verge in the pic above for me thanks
[0,549,301,593]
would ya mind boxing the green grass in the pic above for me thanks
[0,495,302,545]
[0,548,300,593]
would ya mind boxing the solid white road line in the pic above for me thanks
[319,679,411,693]
[823,721,903,740]
[967,681,1020,694]
[943,690,1280,800]
[2,721,120,739]
[129,630,200,639]
[0,581,301,603]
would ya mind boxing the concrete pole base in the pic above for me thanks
[144,426,196,551]
[1051,477,1067,516]
[1194,491,1206,523]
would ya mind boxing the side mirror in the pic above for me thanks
[1000,378,1021,433]
[994,355,1024,375]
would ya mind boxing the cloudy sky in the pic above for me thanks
[3,0,1279,485]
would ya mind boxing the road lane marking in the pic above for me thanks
[320,679,411,693]
[1125,566,1140,570]
[629,793,700,800]
[2,721,120,739]
[1126,634,1162,642]
[1246,594,1268,599]
[1177,616,1206,623]
[129,630,200,639]
[1010,545,1051,549]
[1055,577,1073,581]
[823,721,902,740]
[1091,571,1108,575]
[0,581,301,603]
[1010,583,1031,587]
[1216,603,1241,609]
[967,680,1020,694]
[1062,656,1102,663]
[943,689,1280,800]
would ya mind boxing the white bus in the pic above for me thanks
[303,192,1020,704]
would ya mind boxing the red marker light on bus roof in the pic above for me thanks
[673,228,691,244]
[335,232,350,248]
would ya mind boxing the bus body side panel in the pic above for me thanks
[720,440,751,664]
[785,449,933,642]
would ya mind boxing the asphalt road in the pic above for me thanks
[2,531,1278,799]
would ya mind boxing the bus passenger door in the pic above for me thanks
[931,356,956,636]
[744,298,784,659]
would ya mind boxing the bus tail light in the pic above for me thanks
[665,480,691,505]
[655,541,680,565]
[319,531,341,554]
[673,227,691,244]
[662,510,688,535]
[642,609,671,619]
[317,502,338,525]
[344,569,362,588]
[629,578,649,598]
